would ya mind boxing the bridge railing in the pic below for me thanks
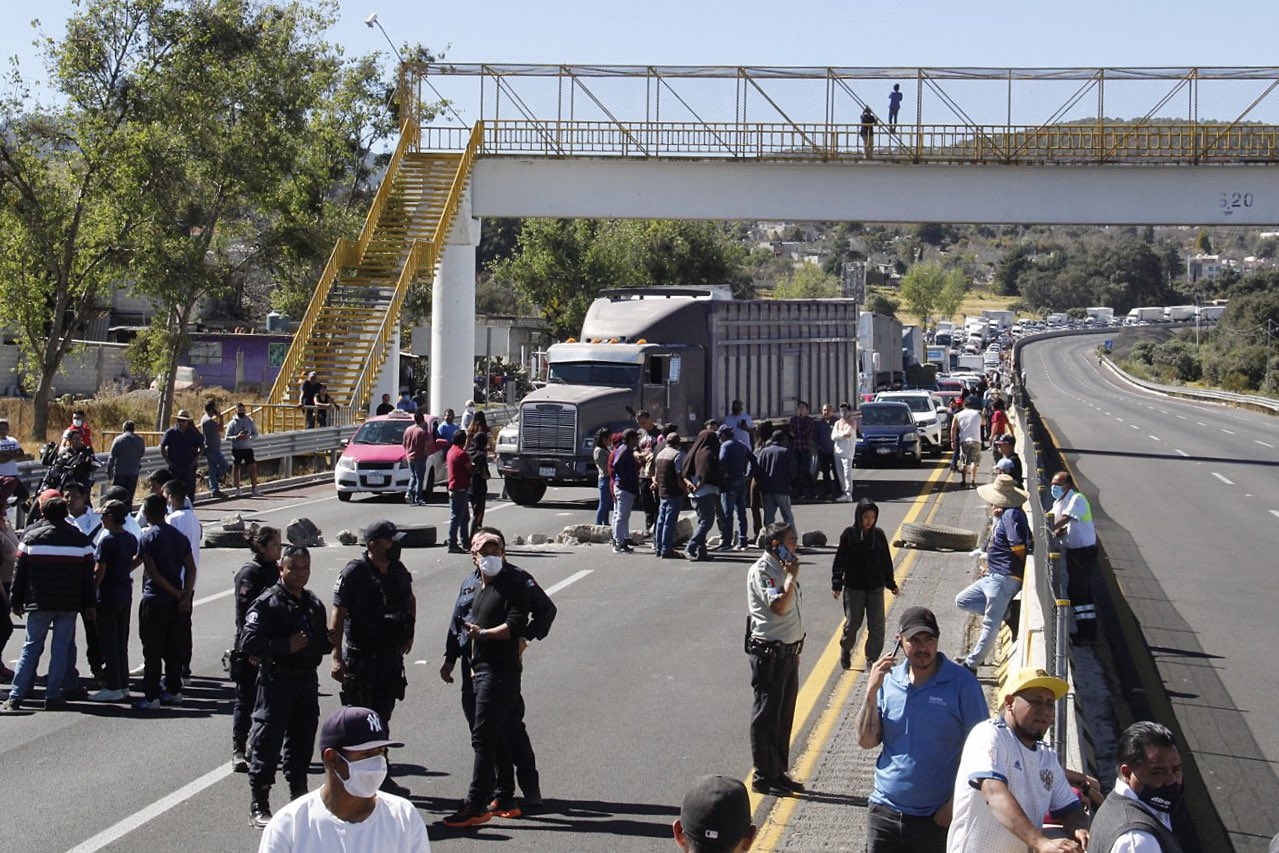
[422,120,1279,165]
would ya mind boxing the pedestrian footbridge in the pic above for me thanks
[269,65,1279,417]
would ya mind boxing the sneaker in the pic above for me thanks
[611,544,632,554]
[231,749,249,773]
[160,691,184,706]
[133,697,162,711]
[88,688,127,702]
[236,487,243,498]
[486,796,522,819]
[0,698,22,712]
[750,778,790,796]
[836,494,853,503]
[839,649,851,671]
[210,491,227,500]
[714,542,734,552]
[250,489,262,497]
[440,802,493,828]
[521,786,543,810]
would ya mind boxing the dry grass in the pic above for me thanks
[883,285,1021,327]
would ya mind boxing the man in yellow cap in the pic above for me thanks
[946,667,1089,853]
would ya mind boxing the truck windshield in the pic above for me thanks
[547,361,641,387]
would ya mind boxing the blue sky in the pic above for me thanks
[4,1,1279,123]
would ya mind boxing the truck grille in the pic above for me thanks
[520,403,577,454]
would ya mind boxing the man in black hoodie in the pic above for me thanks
[831,498,899,671]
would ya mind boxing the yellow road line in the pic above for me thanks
[748,462,954,847]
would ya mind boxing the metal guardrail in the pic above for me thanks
[1104,357,1279,413]
[16,425,357,492]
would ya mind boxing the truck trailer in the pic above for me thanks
[495,288,858,505]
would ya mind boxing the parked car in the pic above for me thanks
[334,410,449,502]
[855,401,923,466]
[874,391,948,455]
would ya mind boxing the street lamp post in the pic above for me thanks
[363,13,405,64]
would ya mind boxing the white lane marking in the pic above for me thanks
[1271,510,1279,521]
[1196,422,1207,426]
[1115,417,1125,423]
[1159,410,1170,415]
[544,570,593,596]
[1212,473,1234,485]
[1175,449,1190,457]
[1149,435,1161,442]
[1177,415,1186,420]
[1221,429,1236,435]
[65,764,233,853]
[193,588,233,607]
[1130,424,1140,430]
[1257,440,1274,448]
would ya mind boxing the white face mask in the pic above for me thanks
[73,419,84,426]
[337,753,387,798]
[478,555,504,577]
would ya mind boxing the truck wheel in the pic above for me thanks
[899,522,978,551]
[337,491,352,502]
[504,479,547,506]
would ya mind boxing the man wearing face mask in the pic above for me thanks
[440,530,531,828]
[241,545,331,828]
[329,520,416,792]
[745,522,806,797]
[1089,722,1185,852]
[258,705,431,851]
[440,528,557,819]
[1048,471,1099,645]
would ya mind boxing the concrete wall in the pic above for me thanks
[0,341,132,398]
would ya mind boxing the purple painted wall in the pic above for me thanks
[184,332,293,393]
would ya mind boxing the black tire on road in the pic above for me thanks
[504,478,547,506]
[898,522,978,551]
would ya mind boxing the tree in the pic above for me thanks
[1196,230,1213,254]
[490,218,748,339]
[865,291,899,318]
[994,243,1034,296]
[772,263,839,299]
[899,261,950,326]
[935,268,968,321]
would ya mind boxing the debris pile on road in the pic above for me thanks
[286,518,324,547]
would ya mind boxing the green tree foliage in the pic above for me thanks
[772,264,839,299]
[993,243,1034,296]
[1196,230,1213,254]
[489,218,748,339]
[865,291,899,318]
[900,261,967,325]
[1004,237,1169,314]
[936,270,968,321]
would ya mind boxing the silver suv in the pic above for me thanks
[874,391,947,456]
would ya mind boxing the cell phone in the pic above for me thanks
[891,638,903,658]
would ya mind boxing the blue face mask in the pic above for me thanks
[1050,484,1066,500]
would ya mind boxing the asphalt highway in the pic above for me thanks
[2,458,951,852]
[1021,334,1279,852]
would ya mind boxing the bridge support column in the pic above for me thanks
[371,327,401,416]
[430,188,479,416]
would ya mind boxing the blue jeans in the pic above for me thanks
[762,492,796,535]
[449,489,471,548]
[595,476,613,525]
[687,491,719,556]
[612,489,636,546]
[955,573,1021,667]
[720,479,748,546]
[8,610,77,702]
[407,458,428,503]
[655,496,681,555]
[205,450,229,492]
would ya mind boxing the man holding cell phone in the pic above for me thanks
[856,607,987,853]
[745,522,806,797]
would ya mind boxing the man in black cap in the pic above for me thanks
[856,606,987,852]
[673,774,756,852]
[328,520,416,790]
[258,705,430,851]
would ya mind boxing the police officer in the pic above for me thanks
[328,519,416,788]
[440,527,557,817]
[230,526,284,772]
[240,544,330,829]
[746,521,806,797]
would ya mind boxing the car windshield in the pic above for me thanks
[547,361,641,387]
[860,405,913,426]
[882,396,933,413]
[352,419,411,445]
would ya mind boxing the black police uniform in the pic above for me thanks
[456,569,529,813]
[445,562,556,804]
[240,581,329,804]
[231,555,281,759]
[333,553,415,724]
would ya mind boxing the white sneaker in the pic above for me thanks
[836,494,853,502]
[250,489,262,497]
[88,688,127,702]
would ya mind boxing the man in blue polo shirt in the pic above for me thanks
[856,606,987,853]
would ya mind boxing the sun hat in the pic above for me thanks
[976,474,1028,508]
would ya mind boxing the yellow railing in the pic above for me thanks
[446,120,1279,165]
[267,118,423,409]
[345,122,486,415]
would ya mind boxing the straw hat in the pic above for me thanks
[976,474,1028,508]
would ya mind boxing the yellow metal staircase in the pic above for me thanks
[265,122,484,431]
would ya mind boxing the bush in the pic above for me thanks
[1150,340,1201,383]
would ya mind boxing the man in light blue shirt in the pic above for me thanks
[857,606,987,853]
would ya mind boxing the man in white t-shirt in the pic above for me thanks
[947,667,1088,853]
[259,705,430,852]
[721,399,756,449]
[949,399,983,489]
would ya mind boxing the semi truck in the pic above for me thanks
[859,312,905,391]
[1086,306,1114,325]
[981,309,1015,332]
[1164,305,1197,322]
[1124,306,1164,325]
[495,288,858,505]
[1198,304,1227,323]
